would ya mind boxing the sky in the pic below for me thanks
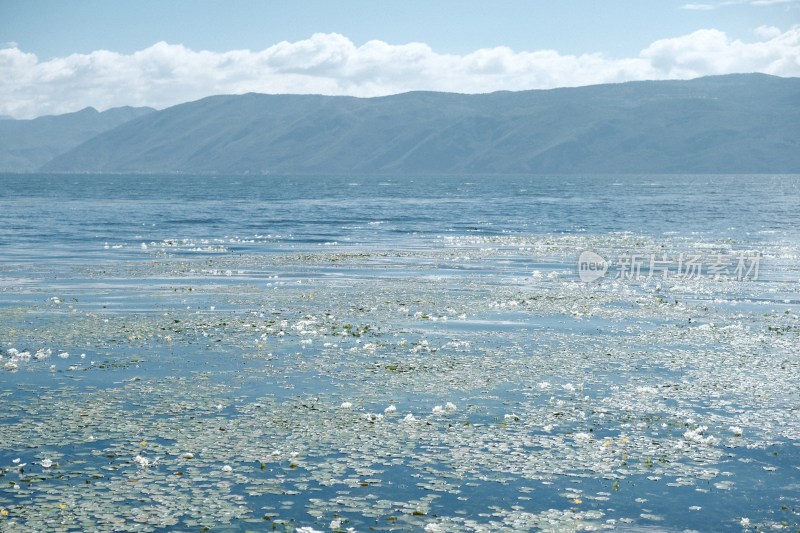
[1,0,799,118]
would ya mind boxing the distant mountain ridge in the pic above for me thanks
[5,74,800,174]
[0,106,155,171]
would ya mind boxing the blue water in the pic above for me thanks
[1,173,799,532]
[2,174,799,251]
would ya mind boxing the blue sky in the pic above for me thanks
[1,0,799,117]
[3,0,796,57]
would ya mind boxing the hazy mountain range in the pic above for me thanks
[3,73,798,174]
[0,106,155,172]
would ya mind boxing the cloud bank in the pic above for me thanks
[1,26,799,118]
[682,0,800,10]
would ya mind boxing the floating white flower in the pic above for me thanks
[432,405,445,415]
[729,426,743,437]
[40,459,53,469]
[340,402,353,409]
[181,452,194,459]
[384,405,397,414]
[221,465,233,473]
[133,455,157,468]
[403,413,417,423]
[445,402,457,412]
[683,425,719,446]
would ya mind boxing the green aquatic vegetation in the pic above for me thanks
[1,233,799,531]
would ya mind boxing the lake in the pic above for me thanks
[1,173,799,532]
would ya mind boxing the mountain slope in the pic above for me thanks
[0,106,155,172]
[42,74,800,174]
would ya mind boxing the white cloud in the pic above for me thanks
[682,0,800,8]
[641,26,800,78]
[1,27,799,119]
[755,25,784,39]
[749,0,800,5]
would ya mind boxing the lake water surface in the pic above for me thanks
[1,174,799,532]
